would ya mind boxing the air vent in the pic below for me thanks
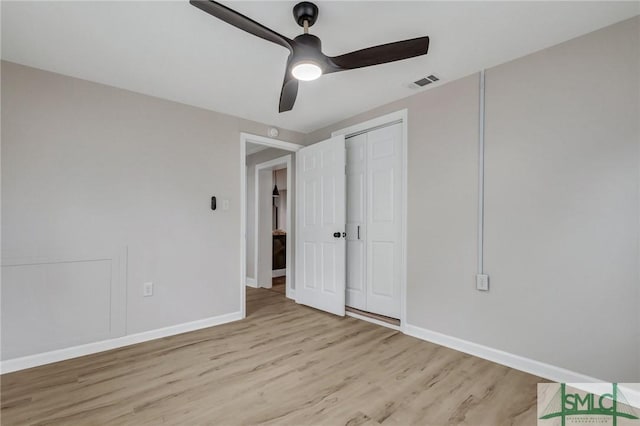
[412,74,441,88]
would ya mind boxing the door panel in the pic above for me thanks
[346,242,365,290]
[303,242,317,289]
[322,242,337,293]
[345,134,367,310]
[322,175,337,224]
[366,123,403,318]
[296,135,346,316]
[372,169,395,222]
[304,180,317,226]
[371,241,394,297]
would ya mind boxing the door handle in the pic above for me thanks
[333,232,341,238]
[357,225,360,240]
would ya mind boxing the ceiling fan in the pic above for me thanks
[190,1,430,113]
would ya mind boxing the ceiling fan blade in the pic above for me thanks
[190,0,293,52]
[279,66,298,113]
[327,36,429,72]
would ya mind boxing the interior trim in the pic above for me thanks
[331,109,409,331]
[239,133,302,319]
[404,323,601,384]
[0,311,242,374]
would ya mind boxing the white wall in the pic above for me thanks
[276,189,287,232]
[275,168,287,231]
[306,17,640,381]
[0,61,303,360]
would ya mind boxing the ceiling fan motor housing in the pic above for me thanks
[293,2,319,27]
[292,34,325,70]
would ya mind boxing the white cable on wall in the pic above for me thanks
[478,70,486,275]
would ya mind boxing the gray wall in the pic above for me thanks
[1,61,303,359]
[306,17,640,381]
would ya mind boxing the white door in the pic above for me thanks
[345,123,403,319]
[366,123,403,318]
[295,135,346,316]
[345,133,367,310]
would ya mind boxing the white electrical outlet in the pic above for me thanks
[476,274,489,291]
[143,282,153,297]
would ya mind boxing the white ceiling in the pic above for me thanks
[2,1,638,133]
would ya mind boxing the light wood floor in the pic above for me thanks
[1,288,542,425]
[271,276,286,288]
[268,277,286,295]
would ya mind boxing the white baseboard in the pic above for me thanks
[404,323,600,383]
[246,277,257,287]
[0,311,242,374]
[272,269,286,278]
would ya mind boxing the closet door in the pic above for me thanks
[366,123,402,318]
[345,133,367,310]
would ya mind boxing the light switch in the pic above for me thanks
[476,274,489,292]
[143,282,153,297]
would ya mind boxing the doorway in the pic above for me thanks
[240,133,303,319]
[253,156,290,291]
[240,109,408,327]
[333,110,408,329]
[292,110,408,329]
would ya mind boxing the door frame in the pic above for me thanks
[253,154,292,294]
[331,109,409,331]
[240,133,303,319]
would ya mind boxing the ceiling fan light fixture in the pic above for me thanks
[191,1,430,112]
[291,62,322,81]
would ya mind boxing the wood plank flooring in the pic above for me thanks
[267,282,287,295]
[1,288,543,425]
[271,276,286,288]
